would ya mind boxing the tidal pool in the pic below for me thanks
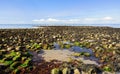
[53,42,100,65]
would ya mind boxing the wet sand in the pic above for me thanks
[38,50,99,65]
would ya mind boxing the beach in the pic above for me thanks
[0,26,120,74]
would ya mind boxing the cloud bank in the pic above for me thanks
[32,16,118,24]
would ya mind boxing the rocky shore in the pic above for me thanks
[0,26,120,74]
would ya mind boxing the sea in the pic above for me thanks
[0,24,120,29]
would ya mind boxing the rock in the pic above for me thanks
[116,43,120,47]
[62,67,71,74]
[51,68,60,74]
[7,46,14,51]
[74,68,81,74]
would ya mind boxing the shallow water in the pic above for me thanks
[71,46,100,63]
[54,42,93,54]
[70,46,93,54]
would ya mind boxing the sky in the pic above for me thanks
[0,0,120,24]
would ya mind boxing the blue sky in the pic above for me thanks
[0,0,120,24]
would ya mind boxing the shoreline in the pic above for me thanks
[0,25,119,29]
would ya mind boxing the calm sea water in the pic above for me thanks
[0,24,35,29]
[0,24,120,29]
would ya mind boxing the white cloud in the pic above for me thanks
[32,18,60,23]
[32,19,45,22]
[32,18,81,24]
[102,16,113,21]
[32,16,117,24]
[47,18,60,22]
[69,19,80,22]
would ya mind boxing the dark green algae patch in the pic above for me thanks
[0,46,33,74]
[0,26,120,74]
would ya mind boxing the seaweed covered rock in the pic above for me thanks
[0,45,34,74]
[10,61,21,69]
[74,68,81,74]
[62,67,71,74]
[51,68,60,74]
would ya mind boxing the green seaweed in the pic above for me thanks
[10,61,21,69]
[20,58,32,68]
[103,66,112,72]
[64,44,71,49]
[4,61,13,66]
[74,42,80,46]
[84,52,91,57]
[62,67,71,74]
[32,43,41,49]
[51,68,60,74]
[13,68,21,74]
[13,54,21,61]
[72,53,81,57]
[20,63,28,68]
[5,51,16,58]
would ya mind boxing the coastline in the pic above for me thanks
[0,25,120,29]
